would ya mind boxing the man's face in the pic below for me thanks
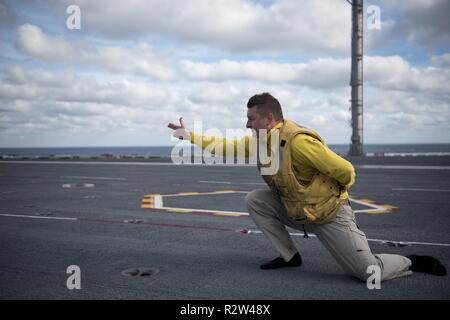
[246,106,269,137]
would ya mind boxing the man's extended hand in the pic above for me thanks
[168,117,191,140]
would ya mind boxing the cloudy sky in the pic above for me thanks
[0,0,449,147]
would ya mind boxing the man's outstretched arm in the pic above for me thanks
[168,117,253,158]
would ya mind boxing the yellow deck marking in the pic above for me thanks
[141,191,399,216]
[166,209,193,213]
[213,213,243,217]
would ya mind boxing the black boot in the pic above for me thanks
[407,255,447,276]
[260,252,302,270]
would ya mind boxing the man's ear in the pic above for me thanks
[266,112,275,125]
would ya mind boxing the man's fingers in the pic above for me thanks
[167,117,186,130]
[167,123,180,130]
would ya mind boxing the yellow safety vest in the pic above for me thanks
[257,120,344,224]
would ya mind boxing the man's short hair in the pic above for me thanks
[247,92,284,121]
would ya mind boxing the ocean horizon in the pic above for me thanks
[1,143,450,158]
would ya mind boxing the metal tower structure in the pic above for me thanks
[348,0,364,156]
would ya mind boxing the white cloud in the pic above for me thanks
[365,55,450,95]
[15,24,176,80]
[1,65,184,106]
[180,58,350,88]
[52,0,351,54]
[0,65,354,144]
[16,24,74,61]
[3,47,450,144]
[349,87,450,143]
[17,24,450,98]
[180,55,450,96]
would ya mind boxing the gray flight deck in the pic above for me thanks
[0,156,449,299]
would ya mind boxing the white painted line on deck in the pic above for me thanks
[1,213,448,248]
[199,180,233,184]
[355,165,450,170]
[160,190,249,197]
[60,175,127,181]
[199,180,266,185]
[162,206,250,216]
[0,161,179,166]
[3,161,450,170]
[0,161,249,167]
[239,182,267,185]
[247,230,450,247]
[392,188,450,192]
[153,195,163,208]
[365,238,450,247]
[347,198,387,214]
[0,213,78,221]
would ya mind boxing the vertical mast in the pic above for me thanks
[349,0,364,156]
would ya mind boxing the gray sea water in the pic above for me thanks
[1,144,450,158]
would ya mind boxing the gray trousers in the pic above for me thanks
[245,189,412,282]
